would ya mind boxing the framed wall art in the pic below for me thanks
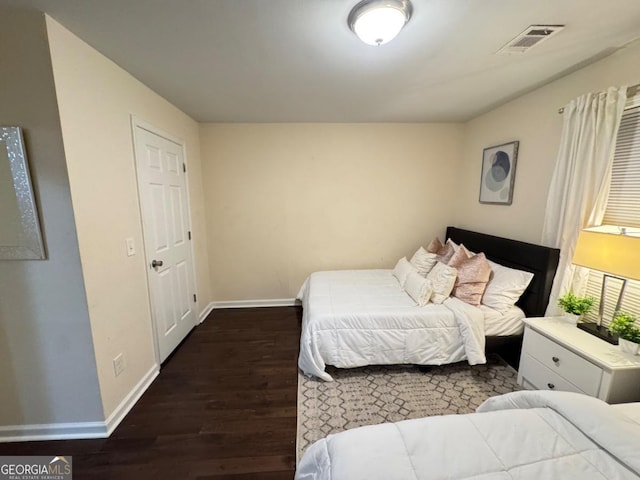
[479,140,519,205]
[0,126,45,259]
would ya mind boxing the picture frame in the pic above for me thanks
[0,126,46,260]
[479,140,519,205]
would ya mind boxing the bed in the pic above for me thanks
[298,227,560,381]
[295,390,640,479]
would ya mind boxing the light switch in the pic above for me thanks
[126,237,136,256]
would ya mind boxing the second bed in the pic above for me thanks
[298,227,560,381]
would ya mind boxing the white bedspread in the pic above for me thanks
[296,390,640,480]
[481,304,525,336]
[297,270,486,381]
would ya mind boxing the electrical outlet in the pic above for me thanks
[125,237,136,256]
[113,353,125,377]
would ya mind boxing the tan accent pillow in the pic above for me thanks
[409,247,438,276]
[425,261,458,304]
[448,245,491,306]
[447,238,460,252]
[426,237,444,253]
[426,237,454,264]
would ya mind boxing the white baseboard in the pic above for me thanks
[199,302,215,323]
[0,364,159,443]
[105,364,159,435]
[210,298,299,309]
[0,421,108,443]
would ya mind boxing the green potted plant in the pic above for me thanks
[557,292,595,324]
[609,311,640,355]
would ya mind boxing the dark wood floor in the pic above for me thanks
[0,307,302,479]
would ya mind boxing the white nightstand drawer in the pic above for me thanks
[523,327,602,396]
[519,318,640,403]
[520,354,587,395]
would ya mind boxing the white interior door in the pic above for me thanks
[134,125,197,363]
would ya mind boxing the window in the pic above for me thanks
[582,99,640,326]
[602,105,640,228]
[583,271,640,325]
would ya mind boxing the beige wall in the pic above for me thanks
[200,40,640,302]
[455,39,640,245]
[0,8,103,426]
[46,17,211,418]
[200,123,463,301]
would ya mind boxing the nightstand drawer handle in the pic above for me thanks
[552,356,560,364]
[547,383,555,390]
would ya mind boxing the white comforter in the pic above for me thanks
[298,270,486,381]
[296,390,640,480]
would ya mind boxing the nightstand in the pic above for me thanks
[517,317,640,403]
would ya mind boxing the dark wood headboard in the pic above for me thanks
[446,227,560,318]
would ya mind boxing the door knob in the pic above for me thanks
[552,356,560,364]
[547,383,555,390]
[151,259,164,268]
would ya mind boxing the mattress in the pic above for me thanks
[297,269,487,381]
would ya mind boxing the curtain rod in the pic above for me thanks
[557,83,640,114]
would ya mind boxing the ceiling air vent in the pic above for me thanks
[497,25,565,54]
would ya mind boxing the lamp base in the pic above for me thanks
[577,322,618,345]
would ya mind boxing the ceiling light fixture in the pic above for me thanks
[348,0,413,46]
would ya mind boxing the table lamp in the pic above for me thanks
[571,226,640,343]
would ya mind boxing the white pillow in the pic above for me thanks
[426,262,458,304]
[409,247,438,276]
[393,257,417,287]
[446,238,460,252]
[482,260,534,313]
[404,271,434,306]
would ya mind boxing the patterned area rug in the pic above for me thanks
[296,355,521,461]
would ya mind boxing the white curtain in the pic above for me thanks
[542,86,627,316]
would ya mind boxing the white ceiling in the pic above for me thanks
[5,0,640,122]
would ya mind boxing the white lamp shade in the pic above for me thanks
[353,7,406,45]
[572,226,640,280]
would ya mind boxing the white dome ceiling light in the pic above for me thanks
[348,0,413,46]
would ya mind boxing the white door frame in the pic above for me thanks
[130,115,200,365]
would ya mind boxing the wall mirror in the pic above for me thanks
[0,127,45,260]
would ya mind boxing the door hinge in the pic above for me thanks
[188,231,191,240]
[193,294,197,302]
[183,163,186,173]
